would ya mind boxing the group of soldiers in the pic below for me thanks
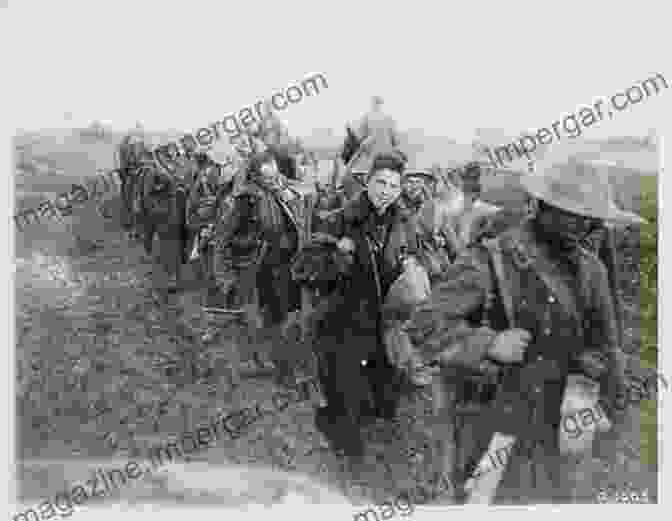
[114,96,644,504]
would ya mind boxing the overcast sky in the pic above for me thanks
[5,0,669,143]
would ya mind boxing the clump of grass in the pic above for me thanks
[638,175,657,467]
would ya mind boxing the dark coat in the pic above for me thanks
[141,165,187,277]
[406,220,627,501]
[310,192,423,456]
[117,135,138,227]
[315,192,422,356]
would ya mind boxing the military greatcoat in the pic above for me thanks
[406,220,628,502]
[311,191,424,458]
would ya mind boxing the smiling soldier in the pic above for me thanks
[306,152,427,470]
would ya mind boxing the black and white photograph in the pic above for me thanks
[5,0,669,515]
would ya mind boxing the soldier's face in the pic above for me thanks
[537,202,601,247]
[367,169,402,213]
[403,176,428,201]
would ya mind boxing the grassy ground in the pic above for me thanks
[638,175,657,467]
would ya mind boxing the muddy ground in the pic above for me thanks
[14,138,658,507]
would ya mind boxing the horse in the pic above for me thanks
[211,168,316,383]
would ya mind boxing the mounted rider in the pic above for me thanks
[336,96,403,204]
[350,96,402,171]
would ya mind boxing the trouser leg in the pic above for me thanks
[155,218,183,284]
[367,350,402,419]
[131,181,143,240]
[195,238,210,282]
[143,217,155,257]
[120,172,133,229]
[256,265,295,382]
[174,189,189,266]
[316,350,366,461]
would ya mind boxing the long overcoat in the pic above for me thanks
[142,163,188,280]
[406,220,628,502]
[311,192,423,452]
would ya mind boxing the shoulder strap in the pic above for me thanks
[481,237,515,328]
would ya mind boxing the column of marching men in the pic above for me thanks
[112,96,643,505]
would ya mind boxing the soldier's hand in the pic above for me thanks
[336,237,356,254]
[488,328,531,363]
[201,225,214,239]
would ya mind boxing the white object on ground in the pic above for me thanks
[464,432,516,504]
